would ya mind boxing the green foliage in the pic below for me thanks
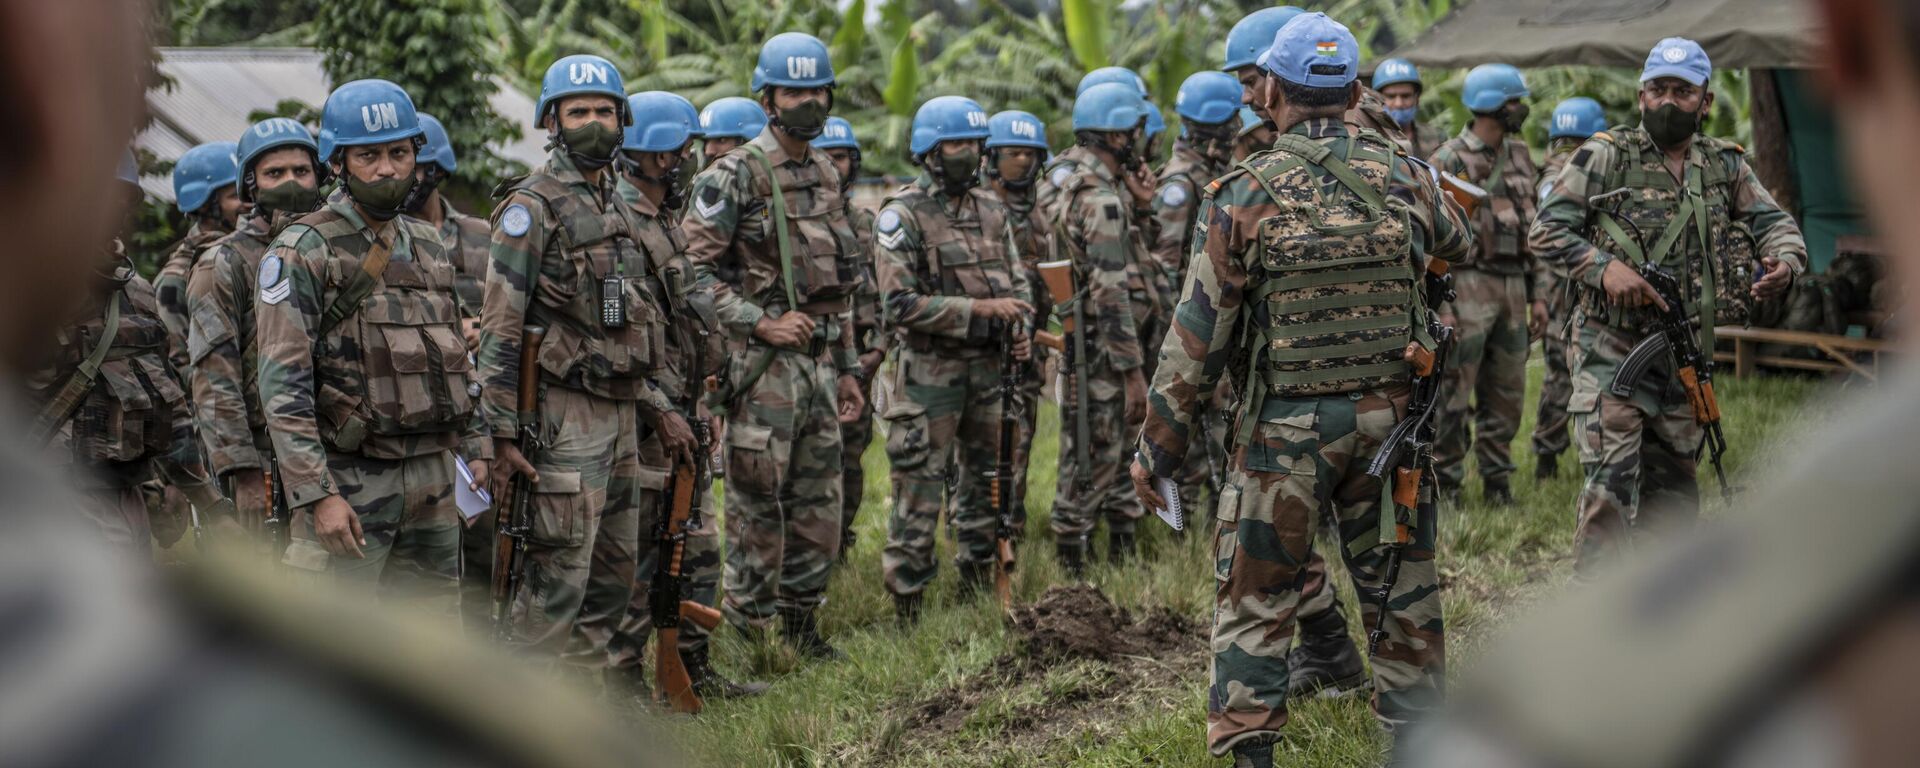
[313,0,523,198]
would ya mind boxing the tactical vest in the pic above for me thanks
[1468,137,1538,268]
[39,271,186,463]
[884,185,1019,355]
[736,147,862,310]
[1053,165,1161,328]
[503,174,666,400]
[635,203,719,404]
[296,210,475,449]
[1581,128,1746,339]
[1242,131,1421,397]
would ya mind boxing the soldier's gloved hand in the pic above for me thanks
[1752,256,1793,301]
[836,374,866,424]
[492,438,539,502]
[1528,299,1549,341]
[754,312,817,350]
[312,494,365,559]
[973,297,1034,323]
[1601,259,1668,311]
[655,410,697,467]
[230,468,270,526]
[1123,370,1148,427]
[1129,454,1165,513]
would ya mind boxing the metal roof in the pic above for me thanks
[1387,0,1817,71]
[139,47,545,202]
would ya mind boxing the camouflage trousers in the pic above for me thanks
[1570,326,1702,576]
[1009,356,1044,533]
[608,429,724,674]
[281,450,462,620]
[721,345,844,631]
[881,348,1005,596]
[1209,387,1445,755]
[839,388,874,552]
[503,386,642,676]
[1532,277,1576,459]
[1174,382,1234,517]
[1434,269,1530,489]
[1052,354,1143,549]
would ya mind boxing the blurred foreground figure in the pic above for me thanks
[1411,2,1920,766]
[0,4,664,766]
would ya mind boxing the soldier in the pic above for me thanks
[157,140,242,366]
[697,97,768,171]
[1225,6,1404,147]
[1373,58,1448,159]
[256,79,490,617]
[813,116,883,557]
[1151,71,1241,516]
[1233,106,1275,162]
[604,90,767,700]
[1036,67,1153,235]
[1530,97,1607,482]
[1131,13,1467,765]
[875,96,1034,623]
[187,117,326,536]
[404,114,490,346]
[1049,81,1155,573]
[681,32,866,658]
[478,56,688,678]
[1429,63,1546,506]
[1529,38,1801,575]
[27,152,228,554]
[982,109,1051,536]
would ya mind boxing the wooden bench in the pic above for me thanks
[1713,326,1893,380]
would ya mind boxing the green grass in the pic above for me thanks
[672,363,1832,766]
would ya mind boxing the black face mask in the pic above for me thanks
[1496,103,1530,134]
[989,149,1038,191]
[772,98,829,141]
[343,174,415,222]
[253,180,325,215]
[402,166,444,214]
[620,151,687,211]
[1643,103,1702,149]
[930,148,981,195]
[556,121,622,170]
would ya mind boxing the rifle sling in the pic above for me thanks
[31,296,123,446]
[318,229,395,339]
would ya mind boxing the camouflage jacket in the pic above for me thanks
[680,130,862,375]
[1033,153,1081,243]
[1401,120,1449,162]
[432,197,492,317]
[1536,138,1581,206]
[186,208,295,480]
[1353,87,1408,144]
[616,177,716,407]
[155,219,229,371]
[1529,126,1806,338]
[1047,144,1149,373]
[1134,118,1471,477]
[1432,127,1545,294]
[257,192,490,510]
[845,203,886,370]
[476,150,674,437]
[28,263,211,493]
[1151,140,1231,282]
[874,174,1033,355]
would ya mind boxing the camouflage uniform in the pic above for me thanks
[1530,139,1581,464]
[187,208,295,525]
[681,130,863,632]
[28,262,218,552]
[1400,120,1448,162]
[840,203,881,553]
[1151,138,1233,515]
[874,174,1032,596]
[257,192,490,617]
[1430,127,1542,493]
[476,150,673,670]
[1136,118,1468,755]
[155,220,229,370]
[989,183,1049,534]
[1529,126,1804,573]
[432,196,493,316]
[1047,144,1149,558]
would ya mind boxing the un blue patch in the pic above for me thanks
[500,204,532,237]
[258,254,282,289]
[877,209,902,234]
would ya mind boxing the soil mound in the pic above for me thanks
[1010,584,1198,661]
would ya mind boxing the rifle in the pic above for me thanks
[1035,259,1089,488]
[652,271,726,714]
[1608,264,1734,501]
[491,325,546,640]
[987,321,1022,611]
[1361,257,1455,655]
[264,454,291,557]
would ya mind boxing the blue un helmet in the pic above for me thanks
[1073,82,1150,133]
[1462,63,1530,113]
[1236,106,1266,137]
[909,96,990,159]
[1549,97,1608,140]
[1372,58,1422,92]
[416,114,458,174]
[1259,13,1360,88]
[812,117,860,151]
[699,97,769,140]
[537,54,629,125]
[1144,105,1166,141]
[752,32,835,92]
[986,111,1048,151]
[1222,6,1306,72]
[236,117,321,201]
[663,92,703,139]
[318,79,424,162]
[1076,66,1148,98]
[624,91,697,153]
[1176,71,1242,126]
[172,141,240,215]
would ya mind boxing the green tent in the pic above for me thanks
[1390,0,1864,271]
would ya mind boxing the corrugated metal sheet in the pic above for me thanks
[138,47,545,203]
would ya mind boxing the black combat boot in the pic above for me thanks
[1286,607,1368,699]
[1483,478,1513,506]
[780,606,844,661]
[1230,738,1276,768]
[1534,452,1559,481]
[894,593,923,628]
[1106,529,1137,563]
[682,645,769,699]
[838,526,856,563]
[1057,540,1087,579]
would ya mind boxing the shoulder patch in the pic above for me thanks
[258,254,290,305]
[877,208,902,234]
[500,204,532,238]
[876,207,908,250]
[1159,183,1189,208]
[1103,203,1120,221]
[694,185,726,220]
[1571,149,1594,168]
[1049,165,1073,188]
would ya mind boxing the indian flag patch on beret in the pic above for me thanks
[1316,41,1340,57]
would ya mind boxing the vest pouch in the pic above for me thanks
[93,358,156,462]
[422,324,476,419]
[316,380,369,452]
[789,206,854,304]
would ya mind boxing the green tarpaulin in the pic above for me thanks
[1389,0,1818,70]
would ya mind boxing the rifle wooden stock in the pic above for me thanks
[655,627,698,713]
[655,461,702,714]
[1680,367,1721,424]
[680,600,723,630]
[1035,330,1064,352]
[1403,343,1436,378]
[1036,260,1077,334]
[1393,467,1421,511]
[1437,171,1488,219]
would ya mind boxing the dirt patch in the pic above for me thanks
[877,586,1206,765]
